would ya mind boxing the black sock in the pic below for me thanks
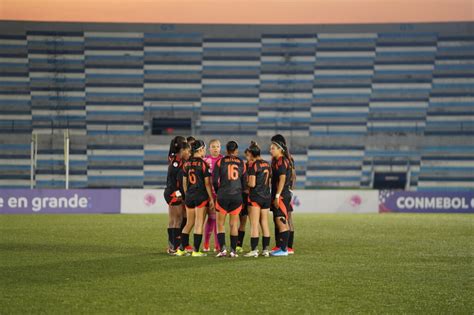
[230,235,238,252]
[180,217,187,231]
[274,225,280,247]
[288,231,294,249]
[173,228,181,250]
[262,236,270,250]
[217,232,226,251]
[279,231,289,251]
[194,234,203,252]
[250,237,258,251]
[167,228,173,248]
[180,233,189,250]
[237,230,245,247]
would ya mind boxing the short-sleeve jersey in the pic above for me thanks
[248,159,271,200]
[271,156,292,198]
[183,157,211,198]
[212,155,247,197]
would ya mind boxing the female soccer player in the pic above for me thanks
[212,141,247,258]
[178,135,196,251]
[176,140,215,257]
[270,134,296,254]
[269,138,293,256]
[176,142,192,252]
[236,148,251,253]
[164,139,190,254]
[203,139,224,252]
[167,136,186,163]
[244,142,272,258]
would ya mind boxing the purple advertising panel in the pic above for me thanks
[379,190,474,213]
[0,189,121,214]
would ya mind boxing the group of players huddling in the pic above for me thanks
[164,134,296,258]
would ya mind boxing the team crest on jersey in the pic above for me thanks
[173,162,178,167]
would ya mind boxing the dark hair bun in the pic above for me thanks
[226,141,238,152]
[248,141,261,157]
[271,134,286,145]
[191,140,205,153]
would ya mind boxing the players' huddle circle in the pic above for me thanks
[165,135,296,258]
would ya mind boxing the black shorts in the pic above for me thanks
[270,194,293,219]
[240,193,249,216]
[248,195,271,210]
[185,194,209,209]
[164,190,182,206]
[216,195,242,216]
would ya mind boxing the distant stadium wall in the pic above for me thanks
[1,189,473,214]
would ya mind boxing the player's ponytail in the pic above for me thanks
[168,136,186,158]
[274,139,296,187]
[247,141,261,157]
[282,143,296,189]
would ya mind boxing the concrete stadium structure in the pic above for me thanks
[0,21,472,190]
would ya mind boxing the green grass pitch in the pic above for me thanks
[1,214,472,314]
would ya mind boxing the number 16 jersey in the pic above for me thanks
[212,155,247,198]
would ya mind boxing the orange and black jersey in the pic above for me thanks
[271,156,292,198]
[168,153,177,164]
[164,155,183,195]
[183,157,211,197]
[248,159,271,200]
[177,160,188,196]
[212,155,247,197]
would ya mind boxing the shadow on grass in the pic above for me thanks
[0,241,149,255]
[1,243,259,286]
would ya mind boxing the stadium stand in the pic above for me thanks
[0,21,472,190]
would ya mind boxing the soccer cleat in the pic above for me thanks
[184,245,194,253]
[244,250,259,258]
[270,249,289,257]
[167,248,176,256]
[202,246,210,252]
[229,251,239,258]
[191,251,207,257]
[287,248,294,255]
[271,246,280,252]
[214,246,220,252]
[261,249,271,257]
[236,246,244,253]
[175,249,189,257]
[216,249,227,258]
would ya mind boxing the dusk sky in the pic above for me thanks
[0,0,472,24]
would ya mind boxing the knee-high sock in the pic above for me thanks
[167,228,173,249]
[279,231,290,251]
[180,233,189,251]
[173,228,181,250]
[262,236,270,251]
[217,232,226,251]
[237,230,245,247]
[250,237,258,251]
[288,231,294,249]
[230,235,238,252]
[194,234,203,252]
